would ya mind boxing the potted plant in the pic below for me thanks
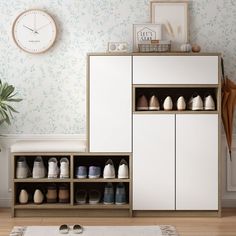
[0,80,22,125]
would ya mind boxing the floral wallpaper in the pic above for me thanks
[0,0,235,134]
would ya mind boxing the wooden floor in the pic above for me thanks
[1,208,236,236]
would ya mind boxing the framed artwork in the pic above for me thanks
[133,23,162,52]
[151,1,188,51]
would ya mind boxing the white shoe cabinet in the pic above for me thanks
[88,53,221,216]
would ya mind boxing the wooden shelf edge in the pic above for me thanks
[133,111,219,115]
[73,178,131,183]
[14,178,71,183]
[14,203,130,210]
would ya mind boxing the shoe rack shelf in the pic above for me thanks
[133,84,220,113]
[12,152,132,217]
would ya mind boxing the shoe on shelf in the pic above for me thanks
[204,94,215,110]
[103,183,114,205]
[88,166,101,179]
[163,96,173,111]
[177,96,186,111]
[19,189,29,204]
[32,156,46,178]
[58,184,70,203]
[60,157,69,178]
[149,95,160,111]
[75,189,87,204]
[118,159,129,179]
[89,190,101,204]
[103,159,115,179]
[46,185,57,203]
[137,95,148,111]
[75,166,87,179]
[48,157,59,178]
[188,94,203,110]
[16,157,31,179]
[33,189,44,204]
[115,183,127,205]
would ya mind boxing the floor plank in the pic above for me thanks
[1,208,236,236]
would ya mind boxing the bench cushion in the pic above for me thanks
[11,140,87,153]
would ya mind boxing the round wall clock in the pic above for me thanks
[12,9,57,54]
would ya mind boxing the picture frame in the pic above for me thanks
[151,0,189,51]
[133,23,162,52]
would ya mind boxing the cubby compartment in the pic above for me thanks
[15,182,71,206]
[134,86,219,113]
[14,155,71,179]
[73,154,130,180]
[73,182,130,207]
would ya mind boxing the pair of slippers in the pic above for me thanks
[59,224,83,234]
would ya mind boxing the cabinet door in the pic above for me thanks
[133,56,218,84]
[133,115,175,210]
[176,114,218,210]
[89,56,132,152]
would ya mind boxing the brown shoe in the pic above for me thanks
[46,185,57,203]
[149,95,160,110]
[58,185,70,203]
[137,95,148,111]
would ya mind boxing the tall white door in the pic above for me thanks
[176,114,218,210]
[89,56,132,152]
[133,115,175,210]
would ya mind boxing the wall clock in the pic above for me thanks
[12,9,57,54]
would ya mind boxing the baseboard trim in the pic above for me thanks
[0,198,11,208]
[222,199,236,208]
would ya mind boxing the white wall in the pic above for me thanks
[1,0,236,207]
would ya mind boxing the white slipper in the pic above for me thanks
[59,224,69,234]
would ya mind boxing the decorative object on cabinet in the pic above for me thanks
[133,24,162,52]
[138,40,171,53]
[192,44,201,53]
[151,1,188,51]
[107,42,128,53]
[12,9,57,53]
[180,42,191,52]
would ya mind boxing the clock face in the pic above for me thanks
[12,10,57,53]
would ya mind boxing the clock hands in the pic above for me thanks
[23,25,38,34]
[36,22,51,32]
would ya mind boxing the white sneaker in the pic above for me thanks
[204,95,215,110]
[16,157,30,179]
[188,95,203,110]
[60,157,70,178]
[118,159,129,179]
[103,159,115,179]
[163,96,173,111]
[48,157,59,178]
[32,156,46,178]
[177,96,186,111]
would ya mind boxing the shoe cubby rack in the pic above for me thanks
[11,152,132,217]
[133,84,220,114]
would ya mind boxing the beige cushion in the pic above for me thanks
[11,140,87,153]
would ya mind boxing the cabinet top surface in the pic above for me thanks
[88,52,221,57]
